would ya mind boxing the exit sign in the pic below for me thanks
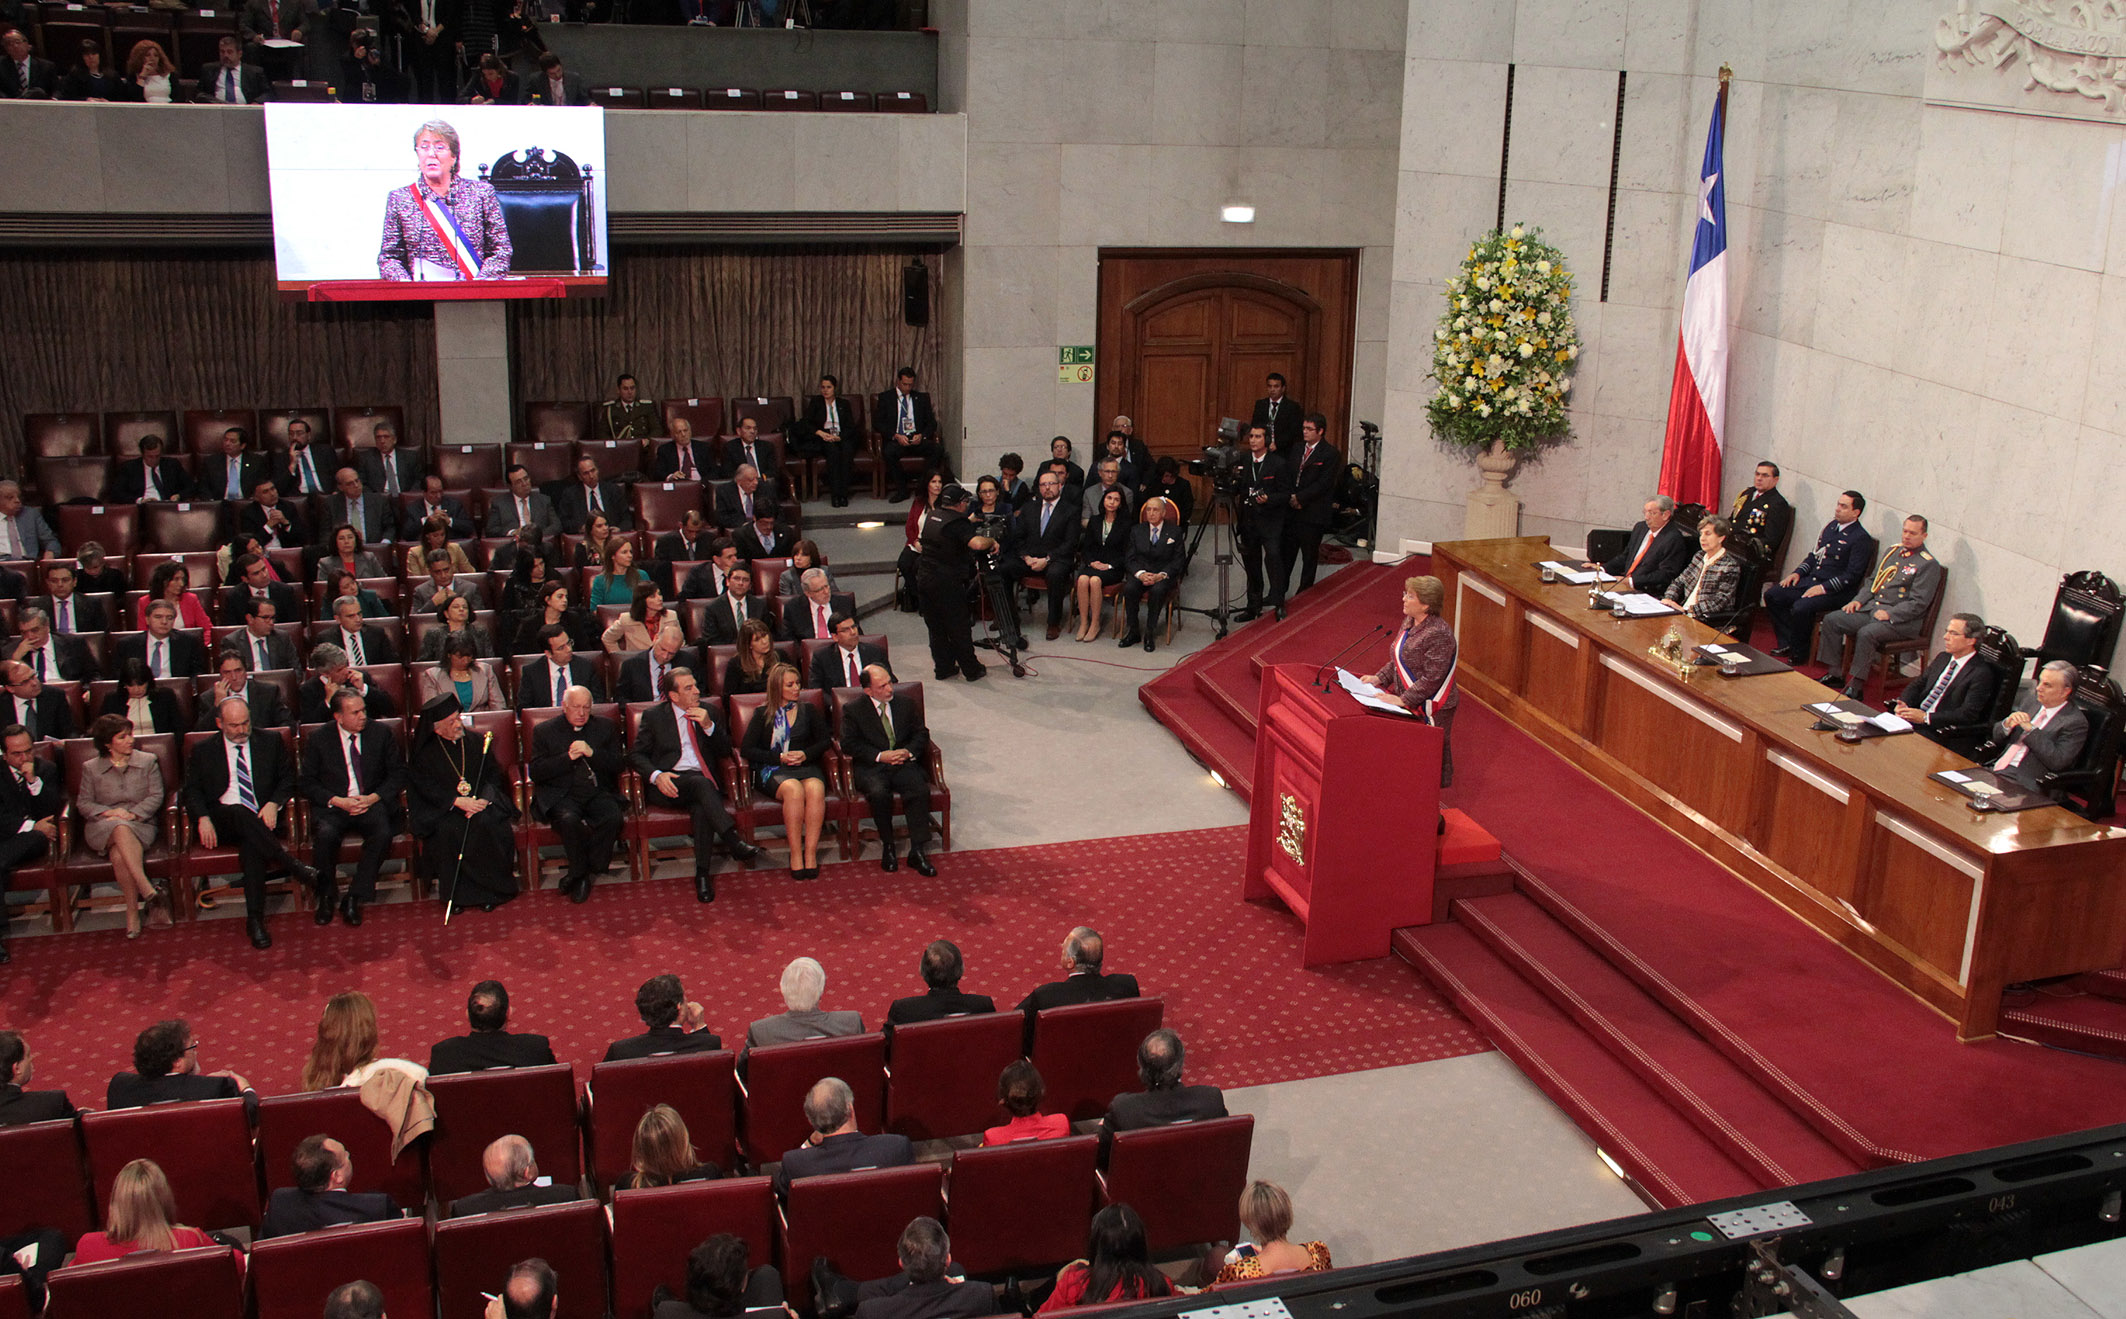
[1058,346,1094,364]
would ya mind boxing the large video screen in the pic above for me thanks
[265,104,608,295]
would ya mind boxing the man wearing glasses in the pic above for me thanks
[105,1019,256,1116]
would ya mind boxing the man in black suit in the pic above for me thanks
[884,940,994,1027]
[197,653,289,729]
[519,627,606,711]
[1,28,60,99]
[322,466,392,546]
[1892,613,1999,754]
[654,509,716,589]
[873,366,944,502]
[616,629,699,705]
[627,668,763,900]
[324,597,401,668]
[680,540,742,602]
[1017,927,1141,1012]
[1118,496,1184,654]
[734,512,797,564]
[119,599,210,678]
[558,456,632,534]
[812,1217,993,1319]
[197,33,267,103]
[529,52,589,106]
[221,596,299,673]
[241,477,310,550]
[29,564,106,636]
[1588,495,1695,599]
[259,1136,401,1239]
[773,1076,913,1197]
[712,465,780,533]
[9,610,93,683]
[1103,1028,1228,1131]
[448,1134,581,1217]
[1013,471,1079,641]
[487,465,564,540]
[355,422,421,498]
[299,686,405,928]
[799,374,862,507]
[842,665,934,876]
[0,663,74,743]
[403,475,474,541]
[220,553,302,626]
[199,427,270,503]
[529,688,625,904]
[430,980,558,1075]
[105,1018,257,1110]
[0,1030,76,1125]
[1234,424,1290,621]
[1283,413,1341,596]
[274,418,338,498]
[299,642,398,723]
[779,570,857,643]
[809,617,891,692]
[722,416,780,486]
[649,417,719,483]
[697,565,763,647]
[184,696,315,949]
[1250,372,1304,453]
[602,973,723,1061]
[105,434,192,504]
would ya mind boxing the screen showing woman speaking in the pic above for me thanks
[265,103,609,293]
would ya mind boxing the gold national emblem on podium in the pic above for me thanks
[1277,793,1305,865]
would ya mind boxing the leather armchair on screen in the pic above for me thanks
[2035,570,2123,675]
[480,147,598,276]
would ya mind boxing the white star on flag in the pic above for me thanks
[1700,171,1720,223]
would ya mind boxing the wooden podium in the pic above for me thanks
[1244,663,1444,964]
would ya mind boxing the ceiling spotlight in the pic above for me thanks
[1221,204,1255,224]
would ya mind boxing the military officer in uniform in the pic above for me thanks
[1765,490,1875,661]
[1729,460,1793,569]
[916,484,1000,682]
[1813,515,1943,698]
[598,374,661,441]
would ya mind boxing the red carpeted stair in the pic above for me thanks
[2002,972,2126,1059]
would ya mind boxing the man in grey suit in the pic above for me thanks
[355,423,422,498]
[0,483,58,560]
[322,468,393,545]
[1988,660,2090,793]
[221,596,300,672]
[486,464,563,540]
[745,957,863,1050]
[1814,515,1944,699]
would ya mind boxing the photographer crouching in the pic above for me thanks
[917,483,1001,682]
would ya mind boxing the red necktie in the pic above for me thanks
[847,652,860,687]
[1626,532,1653,575]
[815,603,828,636]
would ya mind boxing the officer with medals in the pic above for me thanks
[916,483,999,682]
[600,373,661,441]
[1765,489,1876,661]
[1812,515,1944,698]
[1729,460,1793,569]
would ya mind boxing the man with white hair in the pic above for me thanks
[745,958,863,1050]
[779,569,857,643]
[772,1076,911,1196]
[1989,660,2090,793]
[449,1135,580,1217]
[0,482,58,560]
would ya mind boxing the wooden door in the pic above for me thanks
[1096,251,1359,464]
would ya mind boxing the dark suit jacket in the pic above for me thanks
[402,496,473,540]
[105,1070,243,1109]
[738,700,829,779]
[357,448,423,496]
[193,680,288,730]
[320,492,391,545]
[778,592,858,642]
[0,689,75,741]
[198,452,271,503]
[325,624,401,666]
[1124,524,1185,581]
[220,582,302,626]
[799,396,861,448]
[1,55,61,99]
[1288,440,1341,526]
[429,1030,558,1075]
[17,633,96,683]
[298,676,397,724]
[602,1026,723,1062]
[183,733,295,819]
[273,443,342,497]
[712,481,780,532]
[98,685,182,735]
[809,642,891,692]
[841,693,927,771]
[1602,520,1695,599]
[485,491,562,539]
[527,69,589,106]
[27,593,108,634]
[653,530,715,565]
[774,1130,913,1196]
[259,1187,399,1239]
[1017,970,1141,1013]
[115,629,210,679]
[239,500,310,548]
[616,648,702,704]
[722,439,779,482]
[627,701,734,785]
[221,626,300,673]
[518,655,606,709]
[650,440,720,482]
[734,521,797,563]
[298,722,406,813]
[558,481,632,533]
[105,456,193,503]
[1991,699,2092,789]
[528,711,623,818]
[1104,1084,1228,1131]
[698,594,764,647]
[853,1277,998,1319]
[1250,396,1305,452]
[1077,514,1130,573]
[884,987,996,1027]
[0,1083,76,1126]
[1900,653,1998,736]
[449,1183,579,1217]
[458,67,524,104]
[871,389,937,440]
[1013,497,1080,567]
[195,60,269,102]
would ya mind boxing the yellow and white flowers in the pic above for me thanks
[1426,223,1580,451]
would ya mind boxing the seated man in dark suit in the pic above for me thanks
[603,973,723,1061]
[259,1134,401,1238]
[355,421,421,498]
[220,596,299,674]
[1987,660,2091,794]
[842,664,934,876]
[884,940,995,1027]
[713,465,781,533]
[812,1217,994,1319]
[1104,1028,1227,1131]
[104,433,193,504]
[1,662,76,743]
[809,617,892,692]
[615,629,700,705]
[429,979,558,1075]
[697,565,763,647]
[29,563,108,635]
[1891,613,1998,754]
[779,570,858,643]
[518,626,607,710]
[654,508,717,580]
[723,416,781,486]
[772,1076,913,1197]
[220,552,303,627]
[241,477,310,551]
[734,511,797,564]
[1584,495,1695,599]
[1016,926,1141,1012]
[299,642,398,724]
[274,418,340,499]
[199,426,269,504]
[0,1030,77,1126]
[119,599,210,678]
[197,653,290,731]
[447,1134,581,1217]
[10,609,95,682]
[650,417,720,483]
[105,1017,257,1111]
[558,456,633,534]
[403,475,474,541]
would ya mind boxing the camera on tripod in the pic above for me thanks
[1189,418,1249,495]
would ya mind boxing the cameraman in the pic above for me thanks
[1236,424,1290,621]
[917,483,1000,682]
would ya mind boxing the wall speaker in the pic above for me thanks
[903,260,930,327]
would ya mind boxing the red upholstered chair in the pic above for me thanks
[104,411,180,458]
[816,90,873,111]
[259,409,330,452]
[175,7,237,72]
[702,87,762,110]
[1027,998,1166,1123]
[829,682,950,851]
[609,1178,777,1319]
[32,455,114,504]
[54,505,139,559]
[175,725,300,912]
[587,85,645,107]
[129,551,218,592]
[334,405,405,451]
[1098,1115,1255,1252]
[25,412,99,458]
[779,1164,945,1313]
[760,89,816,110]
[736,1033,886,1169]
[270,79,333,101]
[507,440,579,488]
[138,501,228,553]
[632,481,706,534]
[256,1088,426,1208]
[181,410,259,456]
[586,1050,739,1189]
[0,1118,95,1244]
[426,1064,582,1205]
[524,402,594,447]
[662,397,725,439]
[575,439,641,481]
[80,1098,262,1233]
[726,688,853,860]
[645,86,705,109]
[622,699,743,882]
[727,397,795,438]
[45,1246,244,1319]
[875,91,928,112]
[433,1199,609,1319]
[883,1013,1025,1142]
[946,1135,1102,1277]
[516,702,627,888]
[0,1275,24,1319]
[248,1217,432,1319]
[434,445,507,491]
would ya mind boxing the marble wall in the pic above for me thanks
[1378,0,2126,652]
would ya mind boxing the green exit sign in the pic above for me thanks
[1059,346,1094,365]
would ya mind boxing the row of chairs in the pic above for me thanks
[580,87,927,112]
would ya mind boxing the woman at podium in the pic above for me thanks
[1370,575,1458,785]
[377,119,512,281]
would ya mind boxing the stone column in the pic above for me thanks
[434,302,511,445]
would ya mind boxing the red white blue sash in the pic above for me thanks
[1393,620,1456,723]
[410,184,479,279]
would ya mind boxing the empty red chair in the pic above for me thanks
[104,411,180,458]
[1098,1115,1255,1252]
[508,440,578,487]
[81,1097,261,1233]
[46,1246,244,1319]
[434,445,507,491]
[702,87,761,110]
[817,90,873,111]
[249,1217,432,1319]
[256,1088,426,1208]
[662,397,724,439]
[587,86,645,108]
[884,1013,1024,1142]
[875,91,928,112]
[610,1177,777,1319]
[433,1198,608,1319]
[522,403,593,447]
[53,505,139,560]
[727,397,795,437]
[947,1135,1101,1277]
[737,1034,885,1168]
[138,501,227,553]
[779,1164,944,1313]
[1027,998,1165,1123]
[646,86,705,109]
[586,1051,739,1190]
[427,1064,582,1205]
[0,1118,94,1243]
[32,455,113,504]
[760,89,816,110]
[24,413,98,458]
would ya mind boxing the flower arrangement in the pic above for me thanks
[1425,223,1581,453]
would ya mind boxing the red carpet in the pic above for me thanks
[0,828,1485,1100]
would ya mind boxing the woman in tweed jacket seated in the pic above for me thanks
[1663,515,1749,626]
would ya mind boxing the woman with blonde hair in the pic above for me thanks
[739,662,828,881]
[71,1158,236,1269]
[1214,1180,1332,1282]
[301,991,427,1091]
[623,1103,719,1190]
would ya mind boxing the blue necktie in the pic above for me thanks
[234,745,257,810]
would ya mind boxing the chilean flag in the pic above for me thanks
[1658,81,1729,509]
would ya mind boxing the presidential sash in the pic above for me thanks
[1393,620,1457,724]
[410,183,480,280]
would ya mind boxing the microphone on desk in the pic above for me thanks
[1315,623,1386,690]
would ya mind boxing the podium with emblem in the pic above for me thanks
[1243,664,1446,964]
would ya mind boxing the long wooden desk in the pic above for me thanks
[1433,537,2126,1040]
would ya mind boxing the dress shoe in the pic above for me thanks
[0,941,10,963]
[880,850,899,873]
[1118,631,1141,648]
[907,850,936,877]
[1842,680,1867,700]
[728,836,766,865]
[290,864,320,891]
[1818,671,1846,689]
[567,875,593,905]
[962,665,986,682]
[1045,623,1062,641]
[1234,607,1260,622]
[313,889,335,925]
[339,895,364,927]
[801,867,819,880]
[694,873,717,903]
[1143,634,1155,653]
[247,917,272,950]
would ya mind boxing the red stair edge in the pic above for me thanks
[2001,996,2126,1060]
[2071,968,2126,1002]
